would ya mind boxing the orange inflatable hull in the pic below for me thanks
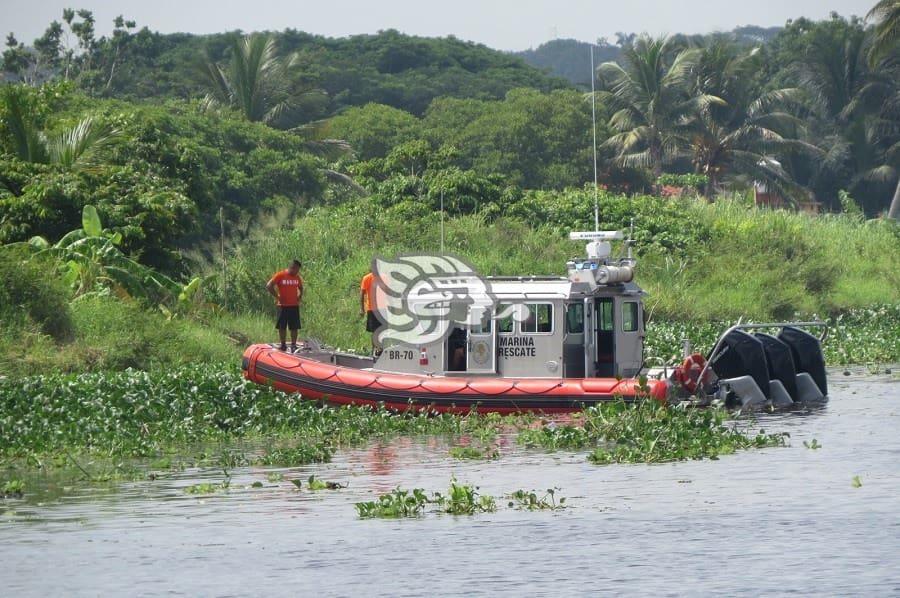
[242,344,669,414]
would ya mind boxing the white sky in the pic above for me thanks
[2,0,877,51]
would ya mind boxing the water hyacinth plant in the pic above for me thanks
[0,364,521,461]
[448,445,499,460]
[432,478,497,515]
[1,365,794,487]
[519,400,787,464]
[183,473,231,494]
[306,475,345,490]
[355,487,430,518]
[2,479,25,498]
[507,488,566,511]
[355,479,497,518]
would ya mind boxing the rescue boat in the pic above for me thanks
[242,230,829,413]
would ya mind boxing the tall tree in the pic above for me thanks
[867,0,900,218]
[868,0,900,65]
[596,35,717,177]
[200,33,297,124]
[2,34,32,82]
[0,85,119,170]
[688,40,816,196]
[788,16,898,213]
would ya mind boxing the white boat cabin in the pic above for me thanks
[373,232,647,379]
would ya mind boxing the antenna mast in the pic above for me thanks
[590,43,600,232]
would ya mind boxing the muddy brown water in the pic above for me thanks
[2,369,899,596]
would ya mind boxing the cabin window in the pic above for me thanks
[623,301,639,332]
[497,302,514,334]
[598,298,614,331]
[565,303,584,334]
[523,303,553,334]
[470,308,492,334]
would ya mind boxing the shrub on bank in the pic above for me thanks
[0,251,73,341]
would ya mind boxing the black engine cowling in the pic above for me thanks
[708,330,771,399]
[755,333,799,401]
[778,326,828,396]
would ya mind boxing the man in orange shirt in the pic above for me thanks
[266,259,304,352]
[359,270,383,356]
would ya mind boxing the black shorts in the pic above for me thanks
[365,310,383,332]
[276,306,301,331]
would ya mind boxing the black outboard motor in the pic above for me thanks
[708,330,770,402]
[779,326,828,397]
[755,333,799,402]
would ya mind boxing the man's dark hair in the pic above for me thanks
[291,259,302,268]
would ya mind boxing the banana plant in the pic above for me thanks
[159,274,220,320]
[2,205,181,302]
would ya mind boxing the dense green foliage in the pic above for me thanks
[0,249,74,341]
[0,363,793,480]
[330,88,595,189]
[4,11,897,211]
[518,400,787,463]
[2,21,565,117]
[0,294,271,375]
[0,84,326,269]
[0,364,516,458]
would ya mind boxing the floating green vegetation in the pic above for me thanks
[266,472,284,483]
[356,488,430,519]
[2,367,791,492]
[433,478,497,515]
[518,425,591,450]
[355,479,497,519]
[0,365,524,466]
[2,479,25,498]
[355,480,579,519]
[448,445,498,460]
[507,488,566,511]
[852,475,863,488]
[519,400,787,464]
[306,475,346,490]
[184,480,230,495]
[804,439,822,450]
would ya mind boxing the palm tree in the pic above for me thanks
[791,20,899,214]
[868,0,900,65]
[200,34,359,191]
[200,33,299,124]
[867,0,900,218]
[0,85,119,170]
[596,35,720,178]
[687,41,818,197]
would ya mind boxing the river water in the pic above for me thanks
[2,369,899,596]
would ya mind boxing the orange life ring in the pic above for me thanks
[674,353,710,394]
